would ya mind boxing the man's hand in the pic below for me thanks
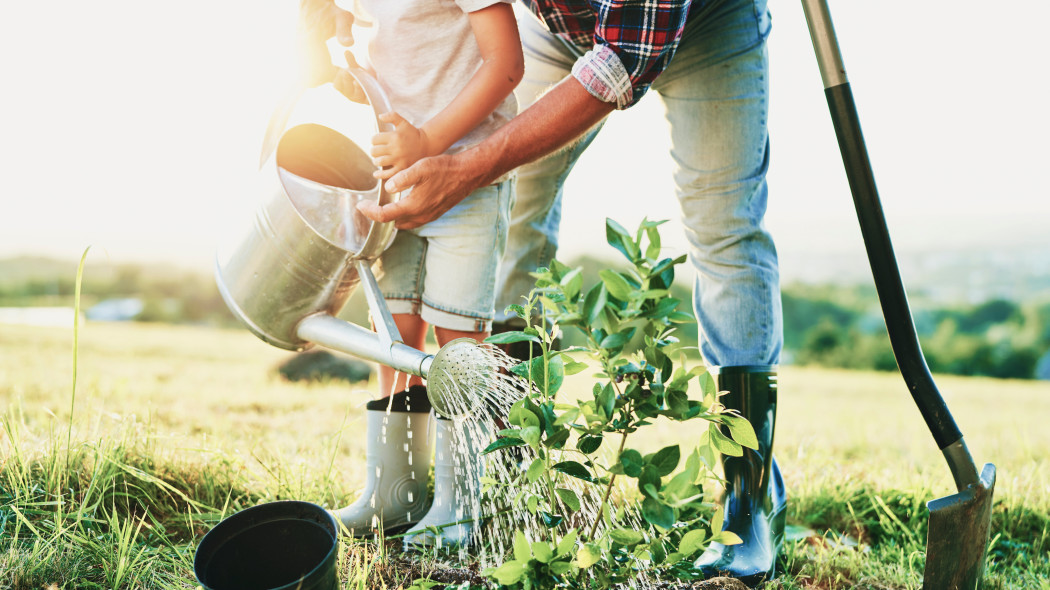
[371,112,431,180]
[356,151,489,229]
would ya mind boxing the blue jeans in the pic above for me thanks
[496,0,781,368]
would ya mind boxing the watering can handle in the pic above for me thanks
[355,259,402,347]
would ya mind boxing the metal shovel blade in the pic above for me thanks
[923,463,997,590]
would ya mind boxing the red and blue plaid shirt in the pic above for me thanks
[520,0,695,109]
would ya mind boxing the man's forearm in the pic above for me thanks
[464,76,617,186]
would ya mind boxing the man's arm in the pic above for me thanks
[357,75,616,229]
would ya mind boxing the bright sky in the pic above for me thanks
[1,1,1047,282]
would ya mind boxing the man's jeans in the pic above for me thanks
[496,0,782,368]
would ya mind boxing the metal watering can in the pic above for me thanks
[214,69,486,418]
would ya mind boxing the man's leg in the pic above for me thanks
[492,13,606,338]
[653,0,784,584]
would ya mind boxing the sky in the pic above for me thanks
[1,1,1047,284]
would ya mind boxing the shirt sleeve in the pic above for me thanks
[571,1,692,109]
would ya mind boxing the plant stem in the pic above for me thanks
[587,391,631,542]
[67,247,90,476]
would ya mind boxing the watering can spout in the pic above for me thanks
[295,311,490,419]
[294,313,435,380]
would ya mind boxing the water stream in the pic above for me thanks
[396,343,662,587]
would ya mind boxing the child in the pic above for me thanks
[326,0,523,548]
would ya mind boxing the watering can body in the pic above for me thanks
[214,72,489,418]
[216,70,397,351]
[216,122,392,351]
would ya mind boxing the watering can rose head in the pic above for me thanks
[426,338,501,419]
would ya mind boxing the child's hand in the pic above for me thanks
[371,112,431,180]
[333,51,368,104]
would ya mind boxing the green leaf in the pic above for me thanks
[711,530,743,546]
[599,269,634,301]
[596,383,616,420]
[577,543,601,568]
[665,390,690,419]
[557,529,578,556]
[554,407,581,426]
[577,434,603,455]
[678,529,707,556]
[619,449,644,478]
[532,541,554,563]
[513,530,531,561]
[641,297,680,319]
[521,425,541,448]
[723,415,759,450]
[599,331,630,350]
[526,457,545,483]
[609,528,644,546]
[649,445,680,478]
[549,560,574,575]
[638,466,662,497]
[649,538,668,564]
[553,461,594,482]
[560,267,584,300]
[543,427,570,449]
[562,359,589,375]
[482,437,524,455]
[582,283,607,326]
[644,221,664,259]
[698,370,717,399]
[539,511,564,528]
[540,403,559,435]
[509,401,541,428]
[491,560,527,585]
[663,470,699,504]
[606,218,639,261]
[556,488,581,512]
[504,304,527,319]
[710,426,744,457]
[511,355,564,397]
[485,331,540,345]
[642,496,676,530]
[668,311,695,324]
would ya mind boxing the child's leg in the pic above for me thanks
[378,313,428,397]
[434,326,490,349]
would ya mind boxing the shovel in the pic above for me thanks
[800,2,996,587]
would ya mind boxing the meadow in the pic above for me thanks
[1,320,1047,589]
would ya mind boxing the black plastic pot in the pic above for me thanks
[194,501,339,590]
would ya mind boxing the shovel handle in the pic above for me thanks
[801,1,964,451]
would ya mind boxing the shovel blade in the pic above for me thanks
[923,463,996,590]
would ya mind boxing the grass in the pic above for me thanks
[1,320,1048,588]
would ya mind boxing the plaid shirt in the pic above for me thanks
[521,0,694,109]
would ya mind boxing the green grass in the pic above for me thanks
[1,321,1048,588]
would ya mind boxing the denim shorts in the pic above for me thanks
[375,178,513,333]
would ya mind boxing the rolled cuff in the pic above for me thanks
[571,45,634,110]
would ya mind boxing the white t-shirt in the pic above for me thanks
[335,0,517,155]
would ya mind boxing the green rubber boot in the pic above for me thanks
[696,366,787,586]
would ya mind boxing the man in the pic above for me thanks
[309,0,785,584]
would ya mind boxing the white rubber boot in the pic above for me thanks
[403,416,486,549]
[332,387,433,536]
